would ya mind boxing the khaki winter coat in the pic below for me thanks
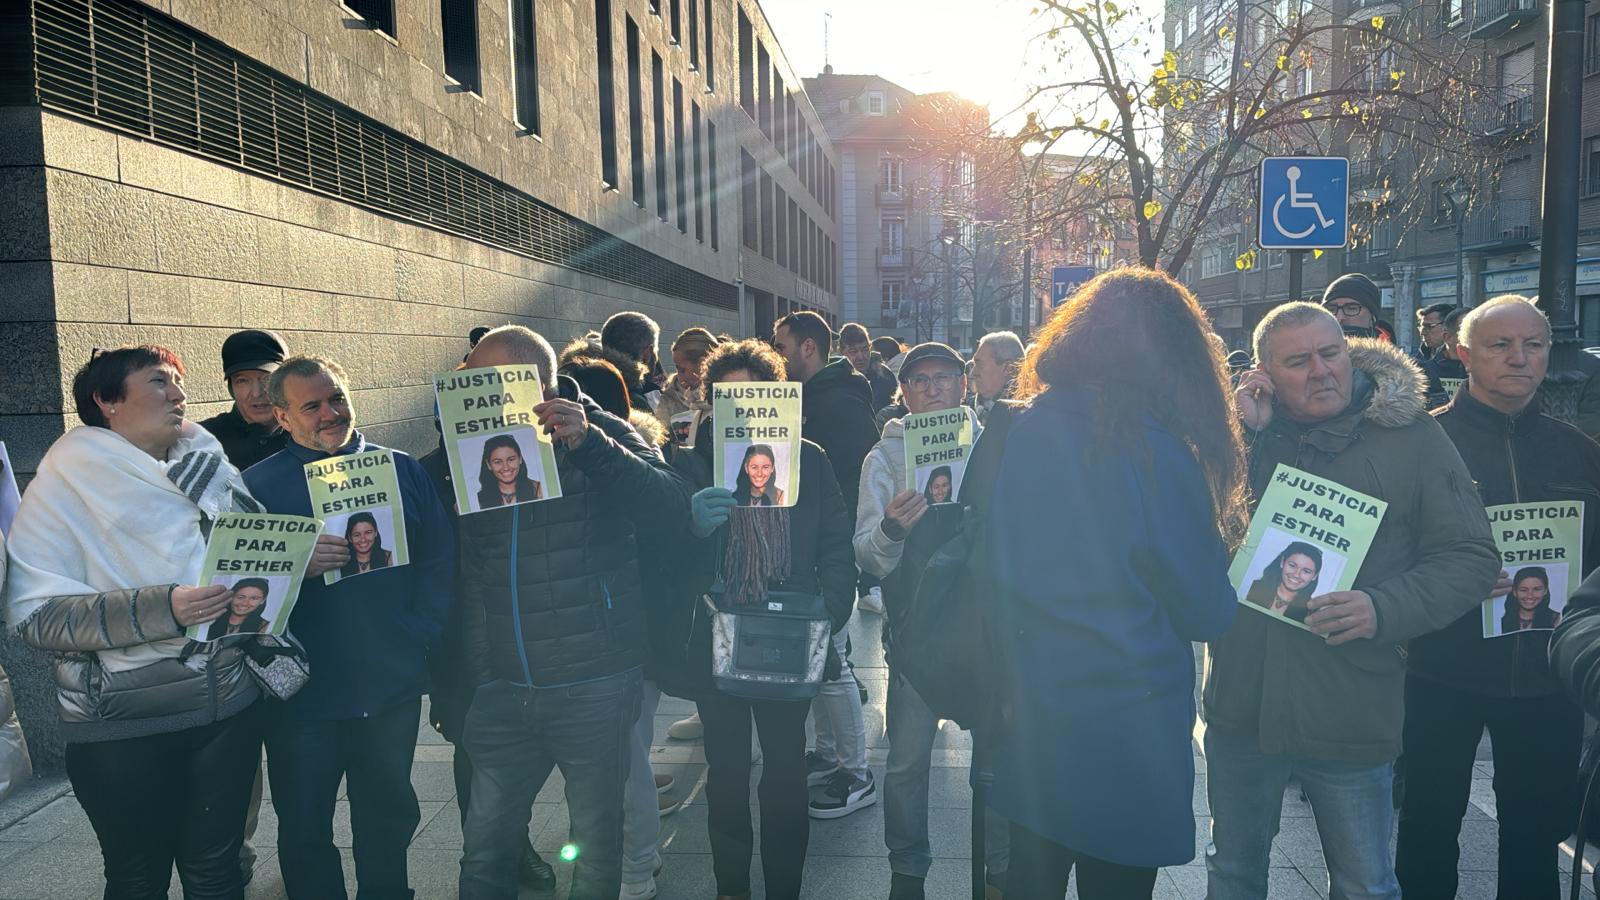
[1203,338,1499,764]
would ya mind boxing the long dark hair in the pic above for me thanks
[1013,267,1250,547]
[922,465,954,504]
[735,444,781,506]
[1502,566,1557,632]
[206,577,270,641]
[476,433,540,508]
[1261,541,1322,602]
[340,511,392,574]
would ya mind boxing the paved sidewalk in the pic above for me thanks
[0,613,1593,899]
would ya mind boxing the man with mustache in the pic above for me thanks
[242,355,455,900]
[1205,303,1498,900]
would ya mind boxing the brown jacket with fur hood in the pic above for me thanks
[1203,338,1499,764]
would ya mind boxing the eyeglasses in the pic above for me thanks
[1420,322,1445,333]
[1324,301,1366,318]
[903,371,961,392]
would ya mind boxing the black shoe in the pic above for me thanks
[889,872,926,900]
[520,847,557,891]
[859,681,870,704]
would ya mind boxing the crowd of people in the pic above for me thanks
[1,266,1599,900]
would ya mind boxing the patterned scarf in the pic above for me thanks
[166,449,262,537]
[721,507,792,606]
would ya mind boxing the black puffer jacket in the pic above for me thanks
[802,358,881,514]
[1553,569,1600,716]
[1413,387,1600,697]
[458,392,693,687]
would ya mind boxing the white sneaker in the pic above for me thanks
[654,772,673,794]
[858,586,885,615]
[667,713,703,740]
[808,770,878,819]
[620,877,657,899]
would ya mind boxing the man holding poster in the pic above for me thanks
[1399,296,1600,900]
[243,356,454,900]
[451,326,692,900]
[1206,303,1498,900]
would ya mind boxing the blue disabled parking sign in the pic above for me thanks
[1258,157,1349,250]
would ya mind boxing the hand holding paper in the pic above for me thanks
[690,487,737,537]
[305,534,352,578]
[536,398,590,450]
[1490,568,1513,599]
[1305,590,1378,644]
[1235,370,1276,431]
[171,584,232,627]
[882,490,929,542]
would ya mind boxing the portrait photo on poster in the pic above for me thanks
[1486,563,1570,637]
[914,462,963,504]
[723,440,793,507]
[202,574,290,643]
[1236,526,1350,629]
[322,505,406,583]
[460,428,548,512]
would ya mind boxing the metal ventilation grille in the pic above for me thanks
[27,0,737,311]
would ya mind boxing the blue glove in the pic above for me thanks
[690,487,737,538]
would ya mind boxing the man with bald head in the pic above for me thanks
[1206,303,1497,900]
[1399,296,1600,900]
[447,326,693,900]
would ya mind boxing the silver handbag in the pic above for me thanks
[241,633,311,701]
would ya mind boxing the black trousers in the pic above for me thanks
[1005,820,1157,900]
[66,706,262,900]
[698,690,811,900]
[265,697,422,900]
[1396,676,1583,900]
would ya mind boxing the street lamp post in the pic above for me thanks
[1445,179,1472,310]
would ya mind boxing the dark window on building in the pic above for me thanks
[741,150,758,249]
[692,103,706,241]
[785,95,798,167]
[653,51,669,220]
[738,9,754,116]
[595,0,618,188]
[626,17,645,206]
[688,0,699,68]
[773,74,786,156]
[760,171,774,258]
[346,0,395,35]
[670,0,681,44]
[708,121,720,249]
[1587,15,1600,76]
[775,184,788,268]
[703,3,715,90]
[674,79,688,232]
[825,158,835,218]
[1585,136,1600,196]
[441,0,480,93]
[649,0,659,13]
[788,198,800,271]
[509,0,540,132]
[758,42,772,136]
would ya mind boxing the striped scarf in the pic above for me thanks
[166,449,262,536]
[721,507,791,606]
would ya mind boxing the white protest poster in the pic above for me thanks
[712,383,802,508]
[1482,501,1583,638]
[901,408,974,502]
[435,366,562,515]
[188,513,321,642]
[1228,465,1389,632]
[304,450,410,585]
[0,442,19,538]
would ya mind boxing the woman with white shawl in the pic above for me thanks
[4,345,265,898]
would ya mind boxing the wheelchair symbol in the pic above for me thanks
[1271,165,1336,240]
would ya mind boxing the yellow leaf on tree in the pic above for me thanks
[1099,119,1111,131]
[1277,55,1290,71]
[1218,25,1232,39]
[1143,200,1162,219]
[1313,249,1325,259]
[1370,15,1385,29]
[1302,109,1313,119]
[1164,51,1178,72]
[1254,107,1266,119]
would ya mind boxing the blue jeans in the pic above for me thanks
[458,670,641,900]
[265,698,421,900]
[885,671,1009,881]
[1204,725,1399,900]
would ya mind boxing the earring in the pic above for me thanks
[108,407,116,415]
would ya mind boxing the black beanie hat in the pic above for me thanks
[1321,273,1383,321]
[220,330,288,378]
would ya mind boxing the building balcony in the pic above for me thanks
[1463,198,1539,249]
[876,248,907,270]
[1469,0,1540,40]
[876,184,906,206]
[1474,84,1540,139]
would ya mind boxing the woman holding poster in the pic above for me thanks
[1243,542,1322,623]
[340,512,394,577]
[987,270,1247,898]
[658,339,857,900]
[921,465,954,504]
[205,577,272,641]
[4,345,264,898]
[1501,567,1560,632]
[736,444,786,506]
[475,433,543,507]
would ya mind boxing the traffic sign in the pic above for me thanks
[1051,266,1097,306]
[1258,157,1349,250]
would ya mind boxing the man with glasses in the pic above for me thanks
[1415,303,1455,362]
[770,311,880,819]
[856,342,1010,900]
[1321,273,1396,343]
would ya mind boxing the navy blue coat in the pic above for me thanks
[244,431,454,720]
[986,387,1236,868]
